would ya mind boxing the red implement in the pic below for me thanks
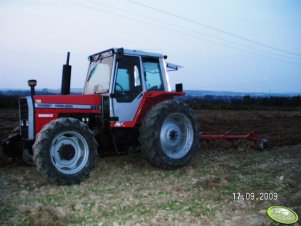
[199,120,267,150]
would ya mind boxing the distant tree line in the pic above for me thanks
[185,95,301,110]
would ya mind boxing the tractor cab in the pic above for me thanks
[83,48,174,122]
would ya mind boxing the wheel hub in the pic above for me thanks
[169,130,179,141]
[58,144,75,160]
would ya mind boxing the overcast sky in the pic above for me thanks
[1,0,300,93]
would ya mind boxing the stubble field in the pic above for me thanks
[0,109,300,225]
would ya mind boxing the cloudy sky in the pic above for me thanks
[1,0,300,93]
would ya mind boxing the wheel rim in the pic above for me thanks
[160,113,194,159]
[50,131,89,175]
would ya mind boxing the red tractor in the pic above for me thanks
[2,48,199,185]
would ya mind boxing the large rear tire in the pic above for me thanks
[33,118,98,185]
[139,100,199,169]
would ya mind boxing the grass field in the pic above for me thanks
[0,109,300,225]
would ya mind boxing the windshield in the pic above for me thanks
[84,56,113,94]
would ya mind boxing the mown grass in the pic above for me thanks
[1,144,300,225]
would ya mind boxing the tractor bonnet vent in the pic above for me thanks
[19,98,28,138]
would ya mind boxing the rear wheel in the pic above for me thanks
[33,118,98,185]
[139,100,199,169]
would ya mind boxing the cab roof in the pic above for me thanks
[88,48,165,62]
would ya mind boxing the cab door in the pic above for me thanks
[111,55,144,122]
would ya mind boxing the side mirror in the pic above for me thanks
[175,83,183,92]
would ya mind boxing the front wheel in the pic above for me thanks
[139,100,199,169]
[22,147,34,166]
[33,118,98,185]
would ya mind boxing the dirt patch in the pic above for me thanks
[20,204,69,226]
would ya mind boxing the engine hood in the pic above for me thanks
[33,94,101,109]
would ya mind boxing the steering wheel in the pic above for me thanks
[115,82,125,94]
[148,85,158,91]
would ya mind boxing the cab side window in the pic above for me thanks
[114,56,142,102]
[142,57,164,91]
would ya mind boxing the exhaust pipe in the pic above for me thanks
[28,79,37,95]
[61,52,72,95]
